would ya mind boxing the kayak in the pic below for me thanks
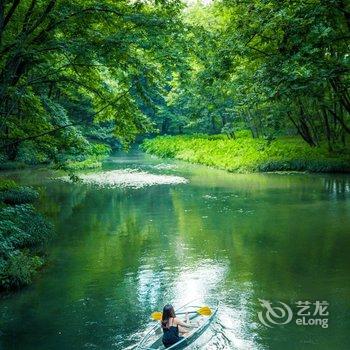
[136,302,219,350]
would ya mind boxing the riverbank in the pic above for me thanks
[0,143,112,172]
[142,134,350,173]
[0,179,53,291]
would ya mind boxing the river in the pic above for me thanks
[0,150,349,349]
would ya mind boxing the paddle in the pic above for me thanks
[151,306,212,321]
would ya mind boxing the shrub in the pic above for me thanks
[0,179,17,191]
[0,252,43,289]
[0,179,53,291]
[0,187,39,205]
[61,142,112,170]
[0,205,53,290]
[0,161,26,170]
[16,141,49,165]
[88,143,111,157]
[0,220,30,254]
[0,205,53,247]
[64,158,103,170]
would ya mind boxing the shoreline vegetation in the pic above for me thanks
[0,143,110,293]
[0,179,53,291]
[142,133,350,173]
[59,143,112,171]
[0,143,112,172]
[0,143,110,292]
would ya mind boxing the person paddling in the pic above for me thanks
[161,304,197,348]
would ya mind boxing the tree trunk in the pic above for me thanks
[161,118,170,134]
[287,112,317,147]
[321,108,333,151]
[242,112,256,138]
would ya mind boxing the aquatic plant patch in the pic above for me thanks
[60,169,188,189]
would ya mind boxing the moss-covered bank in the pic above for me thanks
[142,133,350,173]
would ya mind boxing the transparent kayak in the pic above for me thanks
[136,302,219,350]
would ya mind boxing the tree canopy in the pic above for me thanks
[164,0,350,149]
[0,0,349,164]
[0,0,187,162]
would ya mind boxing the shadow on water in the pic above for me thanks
[0,150,349,349]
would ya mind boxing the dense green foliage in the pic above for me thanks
[139,0,349,172]
[0,179,53,290]
[142,134,350,173]
[0,0,349,167]
[155,1,350,149]
[0,0,187,165]
[60,142,112,170]
[0,186,39,204]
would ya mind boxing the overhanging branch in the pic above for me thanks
[0,89,131,149]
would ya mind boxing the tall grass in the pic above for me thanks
[142,133,350,173]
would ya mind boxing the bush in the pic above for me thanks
[62,142,112,170]
[0,179,18,191]
[64,158,103,170]
[0,220,30,255]
[0,161,26,170]
[16,141,49,165]
[88,143,111,157]
[0,252,43,289]
[0,177,53,291]
[0,205,53,247]
[0,203,53,291]
[0,187,39,205]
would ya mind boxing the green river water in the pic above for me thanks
[0,150,349,350]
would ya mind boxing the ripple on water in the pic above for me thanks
[153,163,178,170]
[60,169,188,188]
[188,305,262,350]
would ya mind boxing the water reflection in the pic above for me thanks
[0,151,349,349]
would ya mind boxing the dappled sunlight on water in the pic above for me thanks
[171,261,227,306]
[60,169,188,188]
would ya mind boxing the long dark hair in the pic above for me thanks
[161,304,176,329]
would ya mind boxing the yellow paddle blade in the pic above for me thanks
[151,311,162,320]
[197,306,212,316]
[151,306,212,320]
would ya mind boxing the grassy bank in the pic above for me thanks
[142,133,350,173]
[0,179,53,291]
